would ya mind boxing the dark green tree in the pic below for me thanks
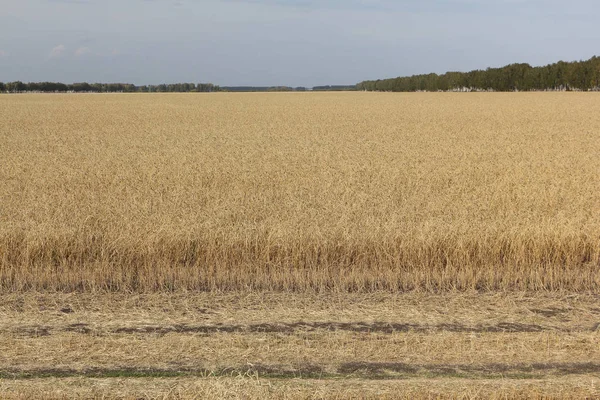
[357,56,600,92]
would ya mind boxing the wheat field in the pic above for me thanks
[1,92,600,292]
[2,92,600,398]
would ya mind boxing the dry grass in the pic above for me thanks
[1,293,598,371]
[1,293,599,398]
[1,292,598,331]
[2,377,600,400]
[1,92,600,291]
[3,376,600,400]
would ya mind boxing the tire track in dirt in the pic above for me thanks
[3,362,600,380]
[4,321,597,337]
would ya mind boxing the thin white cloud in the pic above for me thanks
[74,46,91,56]
[0,50,8,57]
[49,44,66,58]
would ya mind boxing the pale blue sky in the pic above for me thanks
[1,0,599,86]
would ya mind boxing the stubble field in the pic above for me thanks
[1,92,599,398]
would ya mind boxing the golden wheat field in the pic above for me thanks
[1,92,600,291]
[2,92,600,399]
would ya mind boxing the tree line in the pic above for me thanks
[312,85,357,91]
[221,86,307,92]
[0,81,220,93]
[0,82,318,93]
[357,56,600,92]
[7,55,599,94]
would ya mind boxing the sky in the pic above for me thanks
[1,0,599,87]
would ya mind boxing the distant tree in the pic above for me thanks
[71,82,92,92]
[312,85,357,91]
[0,81,220,93]
[357,56,600,92]
[267,86,293,92]
[197,83,220,92]
[6,81,26,92]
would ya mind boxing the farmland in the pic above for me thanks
[1,92,599,398]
